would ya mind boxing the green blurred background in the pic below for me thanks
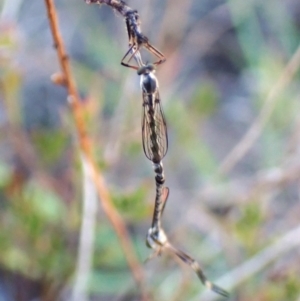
[0,0,300,300]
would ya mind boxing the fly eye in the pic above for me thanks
[148,64,155,72]
[137,67,145,75]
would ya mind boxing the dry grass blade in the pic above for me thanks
[194,224,300,301]
[72,155,97,301]
[218,43,300,176]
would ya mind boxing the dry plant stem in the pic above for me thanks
[44,0,146,294]
[85,0,134,17]
[72,155,98,301]
[218,43,300,176]
[193,224,300,301]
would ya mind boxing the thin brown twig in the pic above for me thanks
[44,0,147,297]
[217,42,300,176]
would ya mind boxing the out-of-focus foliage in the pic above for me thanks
[0,0,300,300]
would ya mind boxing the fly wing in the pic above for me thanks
[153,90,168,159]
[142,90,168,162]
[142,92,154,161]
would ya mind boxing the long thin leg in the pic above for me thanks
[121,43,143,69]
[121,41,166,69]
[120,44,140,69]
[144,42,166,66]
[166,242,229,298]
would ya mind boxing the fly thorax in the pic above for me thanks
[141,72,158,94]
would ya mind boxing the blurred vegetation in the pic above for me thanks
[0,0,300,300]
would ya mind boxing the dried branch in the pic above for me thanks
[44,0,146,296]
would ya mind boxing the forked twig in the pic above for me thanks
[218,43,300,176]
[44,0,147,297]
